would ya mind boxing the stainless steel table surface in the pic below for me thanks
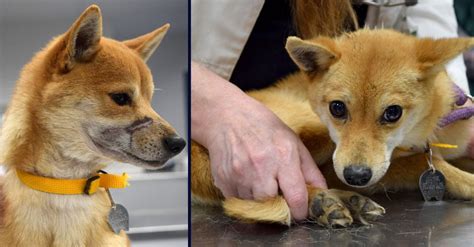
[192,192,474,246]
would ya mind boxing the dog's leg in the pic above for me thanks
[223,196,292,225]
[223,186,385,227]
[433,158,474,199]
[190,141,224,205]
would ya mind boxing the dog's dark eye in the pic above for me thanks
[110,93,131,106]
[329,101,347,119]
[382,105,402,123]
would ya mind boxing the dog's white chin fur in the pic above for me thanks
[333,145,393,188]
[92,139,170,169]
[80,131,171,171]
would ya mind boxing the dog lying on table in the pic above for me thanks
[192,29,474,227]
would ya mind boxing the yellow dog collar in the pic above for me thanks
[16,169,129,195]
[397,142,458,153]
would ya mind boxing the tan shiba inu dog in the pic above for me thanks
[191,29,474,227]
[0,5,185,246]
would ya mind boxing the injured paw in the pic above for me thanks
[309,189,385,228]
[346,192,385,225]
[309,190,353,227]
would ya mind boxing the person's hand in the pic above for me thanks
[206,96,327,220]
[192,62,327,221]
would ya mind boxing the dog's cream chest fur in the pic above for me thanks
[0,170,128,247]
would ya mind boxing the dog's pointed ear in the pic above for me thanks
[417,37,474,74]
[57,5,102,72]
[286,36,340,73]
[123,24,170,62]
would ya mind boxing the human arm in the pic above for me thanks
[191,61,327,220]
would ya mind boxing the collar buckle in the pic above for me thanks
[83,175,100,195]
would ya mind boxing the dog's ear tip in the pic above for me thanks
[156,23,170,34]
[285,36,304,49]
[123,23,171,61]
[85,4,101,13]
[286,36,302,43]
[80,4,102,20]
[74,5,102,26]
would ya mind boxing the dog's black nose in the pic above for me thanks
[163,135,186,154]
[343,165,372,186]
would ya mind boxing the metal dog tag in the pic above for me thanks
[105,188,129,234]
[108,203,130,234]
[419,169,446,201]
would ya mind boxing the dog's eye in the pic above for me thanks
[110,93,131,106]
[329,101,347,119]
[382,105,402,123]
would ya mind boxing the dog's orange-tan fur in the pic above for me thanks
[191,29,474,227]
[0,5,184,246]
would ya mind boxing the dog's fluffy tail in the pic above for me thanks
[223,196,292,226]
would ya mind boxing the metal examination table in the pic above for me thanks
[192,192,474,246]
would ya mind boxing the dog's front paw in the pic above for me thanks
[309,190,353,228]
[309,189,385,228]
[344,191,385,225]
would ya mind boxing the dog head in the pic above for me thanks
[286,29,474,187]
[0,5,185,171]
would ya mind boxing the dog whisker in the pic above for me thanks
[379,183,392,201]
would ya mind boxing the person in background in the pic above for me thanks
[191,0,471,221]
[453,0,474,158]
[454,0,474,92]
